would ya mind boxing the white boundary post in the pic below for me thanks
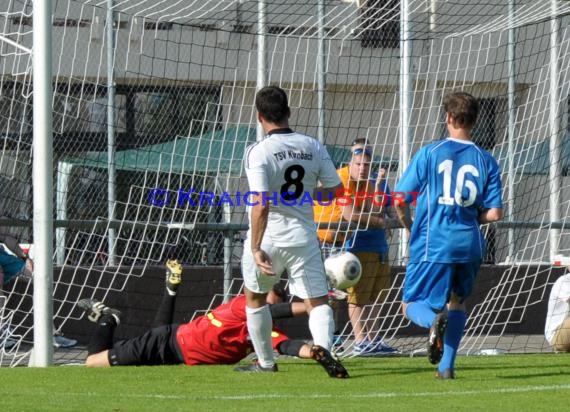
[32,0,54,366]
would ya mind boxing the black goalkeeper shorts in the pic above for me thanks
[108,323,184,366]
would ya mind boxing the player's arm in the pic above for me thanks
[393,148,427,232]
[382,202,402,230]
[478,207,503,224]
[392,187,414,232]
[479,155,504,225]
[244,145,274,275]
[394,202,413,232]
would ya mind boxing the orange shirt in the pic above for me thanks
[313,166,373,244]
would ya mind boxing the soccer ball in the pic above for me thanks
[324,251,362,290]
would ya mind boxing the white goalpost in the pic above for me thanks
[31,0,55,367]
[1,0,570,366]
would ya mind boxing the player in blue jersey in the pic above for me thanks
[394,91,503,379]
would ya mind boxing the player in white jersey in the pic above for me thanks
[236,86,343,373]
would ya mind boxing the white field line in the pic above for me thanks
[46,383,570,401]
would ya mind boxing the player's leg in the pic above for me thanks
[436,261,479,378]
[236,240,279,372]
[77,298,121,367]
[308,344,349,378]
[305,295,334,350]
[241,287,275,370]
[151,259,183,327]
[436,294,465,379]
[402,263,439,328]
[286,242,334,351]
[108,324,182,366]
[403,262,452,365]
[275,339,348,378]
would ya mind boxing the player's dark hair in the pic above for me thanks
[443,91,479,130]
[255,85,291,124]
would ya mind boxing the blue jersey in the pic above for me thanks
[346,179,390,254]
[395,138,503,263]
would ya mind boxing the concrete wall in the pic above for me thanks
[27,263,564,345]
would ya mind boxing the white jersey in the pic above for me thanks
[244,129,341,247]
[545,273,570,345]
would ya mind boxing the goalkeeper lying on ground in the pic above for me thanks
[78,259,348,378]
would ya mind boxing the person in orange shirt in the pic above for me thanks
[314,139,399,356]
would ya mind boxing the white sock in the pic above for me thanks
[309,304,334,350]
[246,305,275,368]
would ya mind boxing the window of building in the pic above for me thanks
[0,82,33,141]
[471,98,498,150]
[49,83,221,152]
[360,0,400,49]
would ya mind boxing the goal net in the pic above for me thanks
[1,0,570,366]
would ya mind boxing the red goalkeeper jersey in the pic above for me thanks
[176,295,289,365]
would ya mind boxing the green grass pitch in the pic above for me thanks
[1,354,569,411]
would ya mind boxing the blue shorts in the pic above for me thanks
[0,251,25,285]
[402,260,481,311]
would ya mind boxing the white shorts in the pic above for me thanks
[241,237,328,300]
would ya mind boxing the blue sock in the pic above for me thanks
[405,302,436,329]
[438,310,467,373]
